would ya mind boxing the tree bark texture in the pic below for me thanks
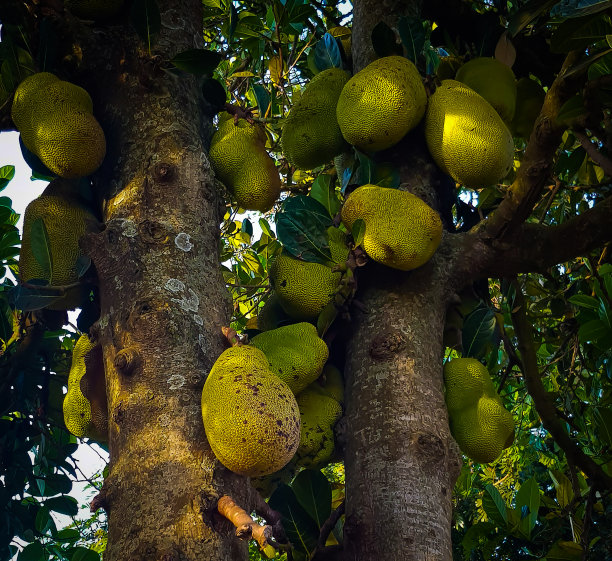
[75,2,252,559]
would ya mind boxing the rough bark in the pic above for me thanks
[76,2,251,559]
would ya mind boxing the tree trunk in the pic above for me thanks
[343,2,461,558]
[78,1,251,559]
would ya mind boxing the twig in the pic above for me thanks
[580,486,597,561]
[315,500,345,552]
[573,128,612,178]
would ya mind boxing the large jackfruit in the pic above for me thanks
[341,184,442,271]
[281,67,350,170]
[269,227,348,321]
[250,322,329,396]
[444,358,514,464]
[336,56,427,152]
[12,73,106,178]
[295,365,344,469]
[511,77,545,139]
[209,113,281,212]
[63,334,108,441]
[65,0,124,19]
[19,179,97,309]
[455,57,517,123]
[201,346,300,477]
[425,80,514,189]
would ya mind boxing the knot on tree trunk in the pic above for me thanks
[153,162,176,183]
[114,346,142,376]
[368,331,406,361]
[413,431,446,465]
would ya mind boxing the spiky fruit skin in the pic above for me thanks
[444,358,514,463]
[63,335,107,441]
[19,184,97,309]
[257,292,292,331]
[269,227,348,321]
[336,56,427,152]
[250,322,329,396]
[201,346,300,477]
[251,461,298,499]
[12,73,106,178]
[511,77,545,139]
[281,67,350,170]
[209,113,281,212]
[425,80,514,189]
[341,184,442,271]
[455,57,517,123]
[65,0,124,19]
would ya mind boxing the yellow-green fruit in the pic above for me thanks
[11,73,59,133]
[341,184,442,271]
[19,183,97,309]
[319,364,344,404]
[336,56,427,152]
[281,67,350,170]
[65,0,124,19]
[455,57,517,123]
[257,292,291,331]
[251,460,298,499]
[250,322,329,395]
[511,77,545,139]
[444,358,514,463]
[201,346,301,476]
[209,113,281,212]
[63,335,107,441]
[295,375,343,468]
[425,80,514,189]
[269,227,348,320]
[436,56,463,81]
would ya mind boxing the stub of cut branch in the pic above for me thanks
[217,495,276,557]
[221,326,246,347]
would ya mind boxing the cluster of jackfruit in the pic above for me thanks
[444,358,514,463]
[201,323,344,484]
[63,334,108,442]
[12,72,106,178]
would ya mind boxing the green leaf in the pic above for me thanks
[482,484,508,527]
[398,17,426,63]
[462,306,497,359]
[268,483,319,558]
[45,495,79,516]
[291,469,332,529]
[578,318,609,343]
[0,165,15,192]
[351,219,366,247]
[355,152,400,189]
[593,406,612,447]
[568,294,600,310]
[130,0,161,52]
[252,84,271,117]
[170,49,222,76]
[202,77,227,113]
[314,33,343,72]
[551,0,612,19]
[317,300,338,338]
[309,175,340,218]
[550,13,612,53]
[69,548,100,561]
[18,542,46,561]
[556,94,588,126]
[514,476,539,540]
[53,529,80,543]
[588,50,612,79]
[275,195,333,264]
[9,283,64,311]
[258,218,275,238]
[545,540,583,561]
[28,218,52,281]
[549,469,574,508]
[371,21,402,58]
[508,0,558,36]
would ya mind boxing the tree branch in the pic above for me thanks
[510,280,612,492]
[573,128,612,178]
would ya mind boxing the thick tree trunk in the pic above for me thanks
[77,2,251,559]
[343,2,461,558]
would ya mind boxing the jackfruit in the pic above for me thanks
[281,67,350,170]
[336,56,427,152]
[19,179,97,309]
[511,77,545,139]
[341,184,442,271]
[295,366,344,468]
[256,292,291,331]
[251,460,298,499]
[269,227,348,320]
[455,57,517,123]
[436,56,463,81]
[209,112,281,212]
[444,358,514,464]
[201,346,300,476]
[12,73,106,178]
[65,0,124,19]
[63,334,108,441]
[250,322,329,396]
[424,80,514,189]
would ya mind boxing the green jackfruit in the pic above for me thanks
[250,322,329,395]
[341,184,442,271]
[269,227,348,320]
[511,77,545,139]
[65,0,124,19]
[251,460,298,499]
[425,80,514,189]
[336,56,427,152]
[436,56,463,81]
[201,346,300,476]
[63,334,108,441]
[256,292,292,331]
[295,367,344,468]
[455,57,517,123]
[12,73,106,178]
[444,358,514,463]
[19,179,97,309]
[209,112,281,212]
[281,67,350,170]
